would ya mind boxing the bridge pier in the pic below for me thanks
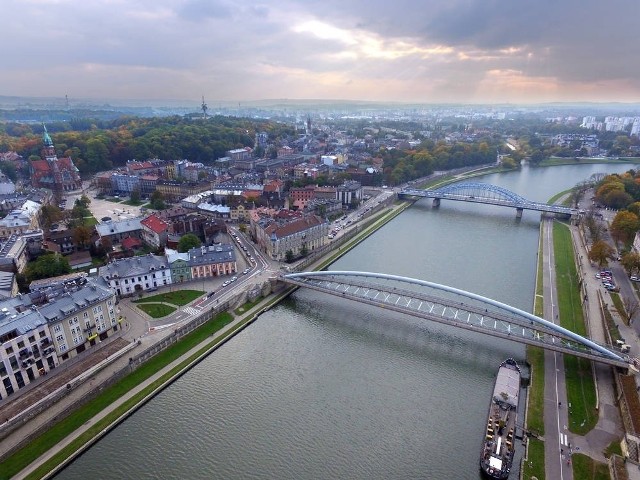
[516,207,523,218]
[432,198,440,207]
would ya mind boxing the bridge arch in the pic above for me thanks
[433,182,528,204]
[283,270,625,364]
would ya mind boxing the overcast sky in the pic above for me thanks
[3,0,639,104]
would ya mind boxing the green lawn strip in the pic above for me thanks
[83,216,98,227]
[527,347,546,436]
[571,452,610,480]
[609,292,629,326]
[604,438,623,458]
[522,437,545,480]
[0,312,234,479]
[104,198,122,203]
[548,188,573,205]
[123,199,143,206]
[136,303,176,318]
[553,222,597,434]
[133,290,204,306]
[603,306,623,343]
[235,298,262,315]
[526,227,546,438]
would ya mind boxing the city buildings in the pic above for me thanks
[0,276,118,399]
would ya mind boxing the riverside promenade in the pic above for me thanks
[10,292,284,480]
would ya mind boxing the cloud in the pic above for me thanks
[0,0,638,103]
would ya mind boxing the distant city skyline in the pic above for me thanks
[3,0,639,104]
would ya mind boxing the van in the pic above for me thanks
[616,339,626,347]
[621,344,631,353]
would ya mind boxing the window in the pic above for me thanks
[28,335,35,343]
[56,334,64,343]
[83,312,88,318]
[60,344,67,353]
[17,341,24,349]
[9,356,18,370]
[0,363,7,377]
[39,331,46,338]
[5,346,13,355]
[53,325,61,333]
[69,319,74,326]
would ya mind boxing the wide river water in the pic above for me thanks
[57,163,636,480]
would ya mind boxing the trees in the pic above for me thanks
[40,205,64,230]
[177,233,201,253]
[72,225,93,249]
[588,240,615,267]
[285,250,294,263]
[149,191,166,210]
[24,253,71,282]
[610,210,639,245]
[621,252,640,276]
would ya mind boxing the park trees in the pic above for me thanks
[588,240,615,267]
[177,233,201,253]
[610,210,639,245]
[24,253,71,282]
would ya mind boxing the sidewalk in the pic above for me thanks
[569,223,626,463]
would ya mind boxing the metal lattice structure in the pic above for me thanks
[399,182,578,215]
[282,271,632,369]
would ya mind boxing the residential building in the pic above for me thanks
[156,180,212,202]
[0,235,29,273]
[0,277,118,399]
[0,271,17,299]
[140,214,170,249]
[166,249,192,283]
[95,218,142,246]
[254,214,328,261]
[0,200,41,237]
[111,173,141,194]
[99,255,172,296]
[188,244,237,279]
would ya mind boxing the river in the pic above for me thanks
[57,163,636,480]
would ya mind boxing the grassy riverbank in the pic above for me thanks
[553,221,598,435]
[0,312,235,479]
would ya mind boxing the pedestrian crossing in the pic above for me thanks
[182,306,202,316]
[560,433,569,446]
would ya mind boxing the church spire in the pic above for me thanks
[42,123,54,147]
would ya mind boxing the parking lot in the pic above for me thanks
[65,190,146,223]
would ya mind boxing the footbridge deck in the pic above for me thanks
[282,271,635,370]
[399,182,578,216]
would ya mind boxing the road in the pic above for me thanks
[541,217,573,480]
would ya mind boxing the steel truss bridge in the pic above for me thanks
[282,271,634,370]
[398,182,578,216]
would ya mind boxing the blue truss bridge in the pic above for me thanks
[281,271,635,370]
[398,182,578,217]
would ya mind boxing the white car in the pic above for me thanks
[631,276,640,282]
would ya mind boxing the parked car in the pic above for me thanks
[631,276,640,282]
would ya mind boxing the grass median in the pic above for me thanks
[553,221,597,435]
[0,312,234,480]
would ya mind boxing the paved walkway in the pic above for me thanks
[541,217,573,480]
[569,221,634,471]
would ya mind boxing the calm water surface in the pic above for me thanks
[57,163,635,480]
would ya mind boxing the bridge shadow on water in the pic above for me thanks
[282,290,527,375]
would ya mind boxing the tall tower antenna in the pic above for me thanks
[201,95,208,120]
[65,94,69,110]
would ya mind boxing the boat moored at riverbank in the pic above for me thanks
[480,358,521,479]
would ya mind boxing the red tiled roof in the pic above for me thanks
[265,215,323,238]
[122,237,143,249]
[141,214,169,234]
